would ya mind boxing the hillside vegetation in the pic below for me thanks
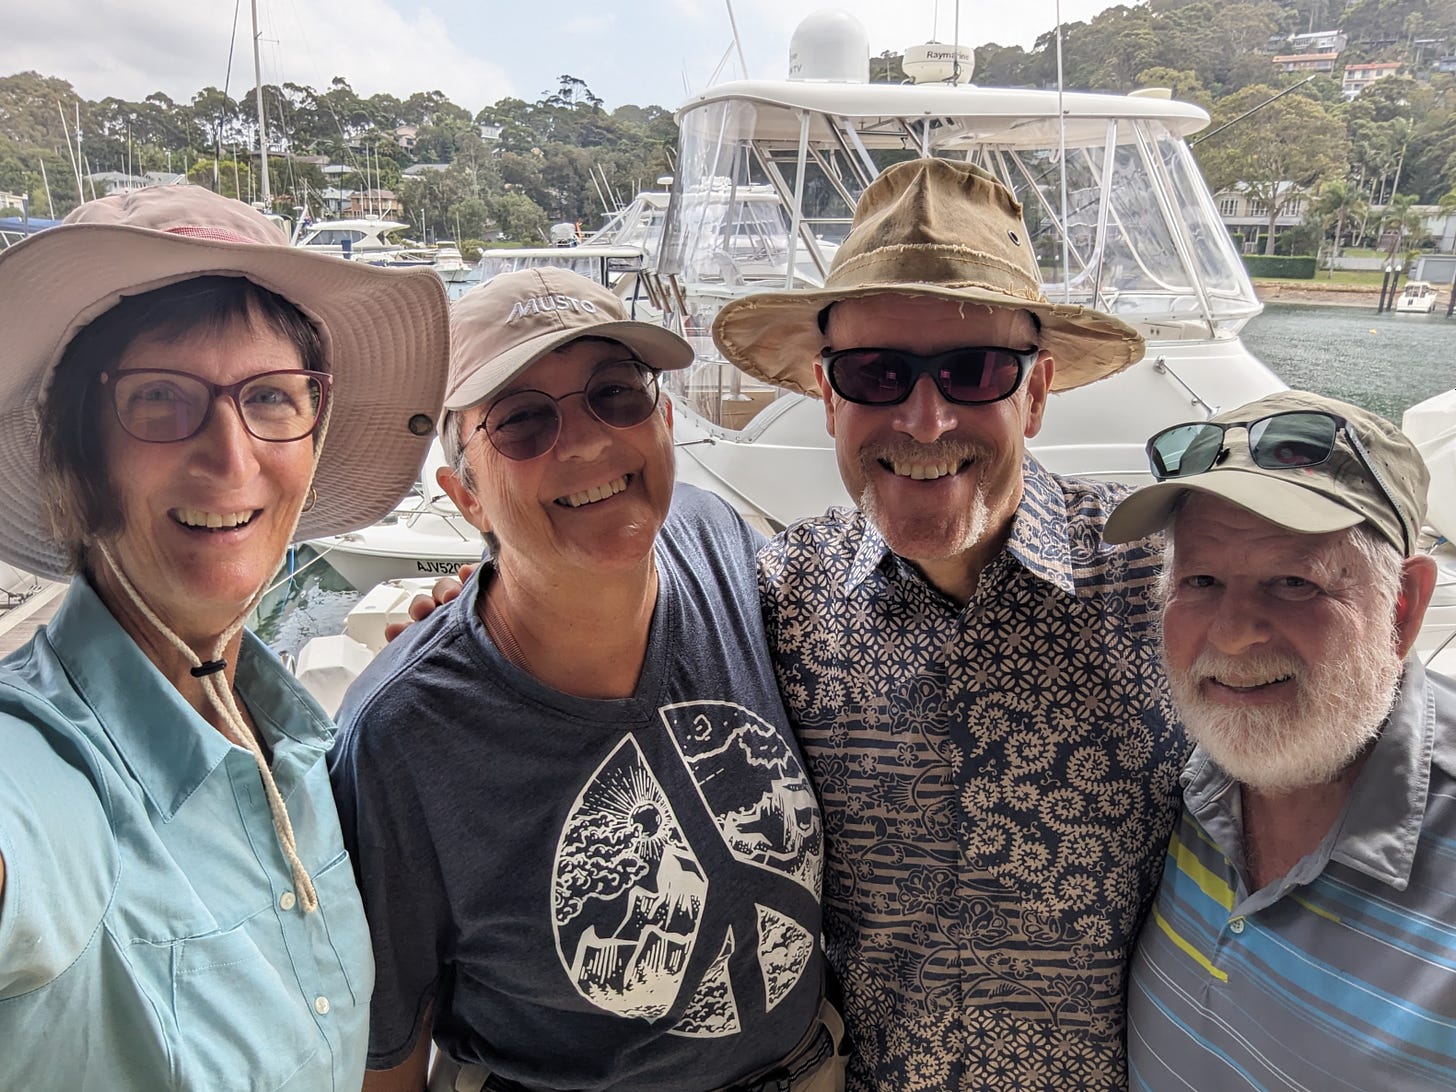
[2,0,1453,250]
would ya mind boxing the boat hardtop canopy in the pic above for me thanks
[676,79,1212,148]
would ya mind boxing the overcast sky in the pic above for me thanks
[2,1,1124,114]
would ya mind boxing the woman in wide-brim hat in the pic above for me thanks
[0,185,448,1090]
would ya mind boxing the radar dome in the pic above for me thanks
[902,42,975,84]
[788,9,870,83]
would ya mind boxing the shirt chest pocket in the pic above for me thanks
[130,919,322,1090]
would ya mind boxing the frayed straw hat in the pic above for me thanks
[0,185,450,580]
[712,158,1145,397]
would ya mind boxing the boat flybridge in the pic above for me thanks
[643,17,1285,528]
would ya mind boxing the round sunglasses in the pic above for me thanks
[820,345,1038,406]
[476,360,661,461]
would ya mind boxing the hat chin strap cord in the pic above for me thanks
[94,403,334,915]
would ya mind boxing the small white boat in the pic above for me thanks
[303,442,483,591]
[431,241,474,283]
[1395,280,1438,314]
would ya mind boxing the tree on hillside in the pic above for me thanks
[1195,84,1348,254]
[1135,65,1212,109]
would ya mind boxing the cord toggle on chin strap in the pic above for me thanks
[190,659,228,677]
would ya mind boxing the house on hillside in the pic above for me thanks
[348,188,402,219]
[1273,52,1340,74]
[1213,182,1308,253]
[1289,30,1348,53]
[394,125,418,151]
[1342,62,1402,98]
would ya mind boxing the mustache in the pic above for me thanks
[1189,649,1302,688]
[859,438,993,468]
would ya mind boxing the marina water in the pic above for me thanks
[254,303,1454,657]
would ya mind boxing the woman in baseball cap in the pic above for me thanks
[0,185,449,1089]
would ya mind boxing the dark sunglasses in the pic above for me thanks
[476,360,660,461]
[101,368,331,444]
[1147,409,1409,555]
[820,346,1038,407]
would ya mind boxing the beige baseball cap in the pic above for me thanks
[1104,389,1429,556]
[445,267,694,411]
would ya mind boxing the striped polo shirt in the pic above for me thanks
[1128,657,1456,1091]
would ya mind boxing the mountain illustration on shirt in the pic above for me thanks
[553,735,705,1021]
[553,711,820,1033]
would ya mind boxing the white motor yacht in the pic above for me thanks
[645,15,1286,528]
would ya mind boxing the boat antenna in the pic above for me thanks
[251,0,271,207]
[56,102,82,202]
[952,0,962,85]
[1189,75,1317,146]
[1055,0,1070,303]
[37,157,54,218]
[725,0,750,79]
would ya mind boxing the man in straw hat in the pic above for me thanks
[712,158,1186,1088]
[0,184,449,1088]
[1102,390,1456,1088]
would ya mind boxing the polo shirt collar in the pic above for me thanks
[45,576,333,821]
[1330,657,1432,889]
[842,455,1076,597]
[1181,657,1433,893]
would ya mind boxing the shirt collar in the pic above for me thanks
[1329,657,1433,889]
[1181,657,1435,891]
[45,576,334,820]
[842,455,1076,597]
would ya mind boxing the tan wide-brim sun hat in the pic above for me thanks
[0,185,450,580]
[445,266,693,411]
[712,158,1146,397]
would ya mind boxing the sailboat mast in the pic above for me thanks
[251,0,271,206]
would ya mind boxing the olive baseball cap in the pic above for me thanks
[1104,389,1428,555]
[445,267,693,411]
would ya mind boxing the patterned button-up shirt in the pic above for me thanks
[759,456,1186,1091]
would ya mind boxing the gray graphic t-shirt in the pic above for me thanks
[330,485,824,1091]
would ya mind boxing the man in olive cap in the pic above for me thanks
[713,158,1186,1089]
[1103,390,1455,1088]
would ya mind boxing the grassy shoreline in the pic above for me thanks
[1252,279,1453,309]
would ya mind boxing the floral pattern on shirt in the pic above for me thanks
[760,458,1186,1091]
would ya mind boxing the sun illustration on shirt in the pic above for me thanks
[597,766,677,860]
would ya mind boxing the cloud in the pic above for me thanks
[2,0,513,112]
[563,14,615,36]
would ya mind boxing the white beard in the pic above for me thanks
[1167,638,1404,794]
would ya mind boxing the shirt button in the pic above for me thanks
[1229,917,1246,934]
[279,891,297,912]
[314,996,331,1015]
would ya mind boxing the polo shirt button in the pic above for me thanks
[1229,917,1246,934]
[279,891,296,912]
[314,996,331,1015]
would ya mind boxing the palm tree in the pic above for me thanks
[1378,193,1429,264]
[1308,179,1368,276]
